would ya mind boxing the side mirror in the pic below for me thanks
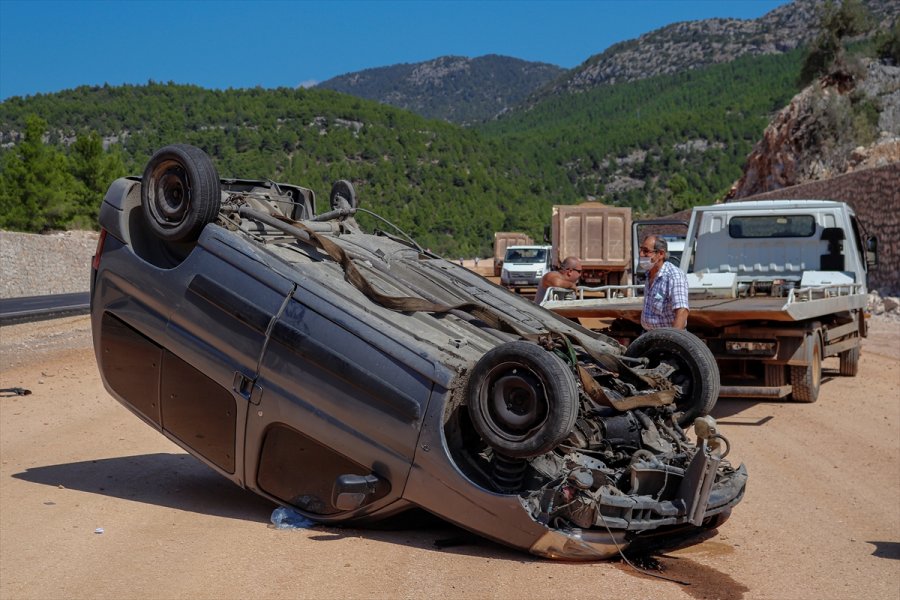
[866,236,878,268]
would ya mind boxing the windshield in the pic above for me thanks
[505,248,548,264]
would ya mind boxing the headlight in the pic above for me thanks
[725,340,777,356]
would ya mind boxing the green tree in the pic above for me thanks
[0,115,77,231]
[876,20,900,64]
[68,132,127,228]
[800,0,873,85]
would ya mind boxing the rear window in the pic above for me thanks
[728,215,816,238]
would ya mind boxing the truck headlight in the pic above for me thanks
[725,340,777,356]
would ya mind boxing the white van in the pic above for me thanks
[500,245,552,292]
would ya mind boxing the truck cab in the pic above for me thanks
[682,200,872,297]
[676,199,876,402]
[500,245,552,292]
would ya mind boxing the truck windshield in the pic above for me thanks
[728,215,816,238]
[505,249,547,263]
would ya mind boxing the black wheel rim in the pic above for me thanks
[480,364,548,442]
[148,159,191,225]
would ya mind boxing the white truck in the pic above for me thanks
[543,200,878,403]
[499,245,552,293]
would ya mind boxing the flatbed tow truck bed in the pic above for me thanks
[543,287,867,329]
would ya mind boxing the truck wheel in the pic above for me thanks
[466,341,578,458]
[624,328,719,426]
[791,332,821,403]
[839,345,860,377]
[141,144,221,243]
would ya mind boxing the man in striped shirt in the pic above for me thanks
[639,235,689,330]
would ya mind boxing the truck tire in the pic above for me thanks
[791,332,821,403]
[466,341,579,458]
[624,328,719,426]
[141,144,220,243]
[839,345,860,377]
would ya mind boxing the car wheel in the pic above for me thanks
[141,144,220,243]
[466,341,578,458]
[624,328,719,426]
[330,179,358,210]
[791,331,821,403]
[839,345,860,377]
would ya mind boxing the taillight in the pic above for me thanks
[92,229,108,271]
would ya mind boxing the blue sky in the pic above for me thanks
[0,0,790,101]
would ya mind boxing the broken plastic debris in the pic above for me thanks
[270,506,314,530]
[0,387,32,396]
[94,527,104,534]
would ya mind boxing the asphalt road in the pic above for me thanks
[0,292,90,325]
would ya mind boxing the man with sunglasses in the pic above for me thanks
[534,256,582,304]
[639,235,689,330]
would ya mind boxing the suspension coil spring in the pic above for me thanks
[491,453,528,492]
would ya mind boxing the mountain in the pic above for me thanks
[475,50,806,214]
[315,55,564,124]
[314,1,896,124]
[546,2,814,96]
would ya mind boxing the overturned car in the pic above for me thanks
[90,144,747,560]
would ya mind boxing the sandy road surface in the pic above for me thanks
[1,315,898,600]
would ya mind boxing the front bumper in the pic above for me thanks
[501,271,541,286]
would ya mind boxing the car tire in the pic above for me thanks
[141,144,220,243]
[624,328,719,426]
[466,341,578,458]
[839,345,860,377]
[791,331,821,403]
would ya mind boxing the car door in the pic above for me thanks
[244,278,439,518]
[160,229,294,485]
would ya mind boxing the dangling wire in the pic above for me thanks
[355,207,424,253]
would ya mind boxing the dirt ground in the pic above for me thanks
[1,315,898,600]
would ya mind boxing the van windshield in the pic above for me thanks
[505,248,548,264]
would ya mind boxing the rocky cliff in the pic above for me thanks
[729,59,899,198]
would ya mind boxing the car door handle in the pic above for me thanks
[233,371,263,405]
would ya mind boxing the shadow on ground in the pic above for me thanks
[11,452,525,560]
[13,453,275,521]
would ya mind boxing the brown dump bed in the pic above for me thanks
[551,203,630,269]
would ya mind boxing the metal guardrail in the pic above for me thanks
[786,282,864,305]
[538,284,644,306]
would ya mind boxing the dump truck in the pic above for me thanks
[551,203,632,287]
[543,199,878,403]
[492,231,533,276]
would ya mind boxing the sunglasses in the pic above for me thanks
[639,247,659,255]
[568,267,582,273]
